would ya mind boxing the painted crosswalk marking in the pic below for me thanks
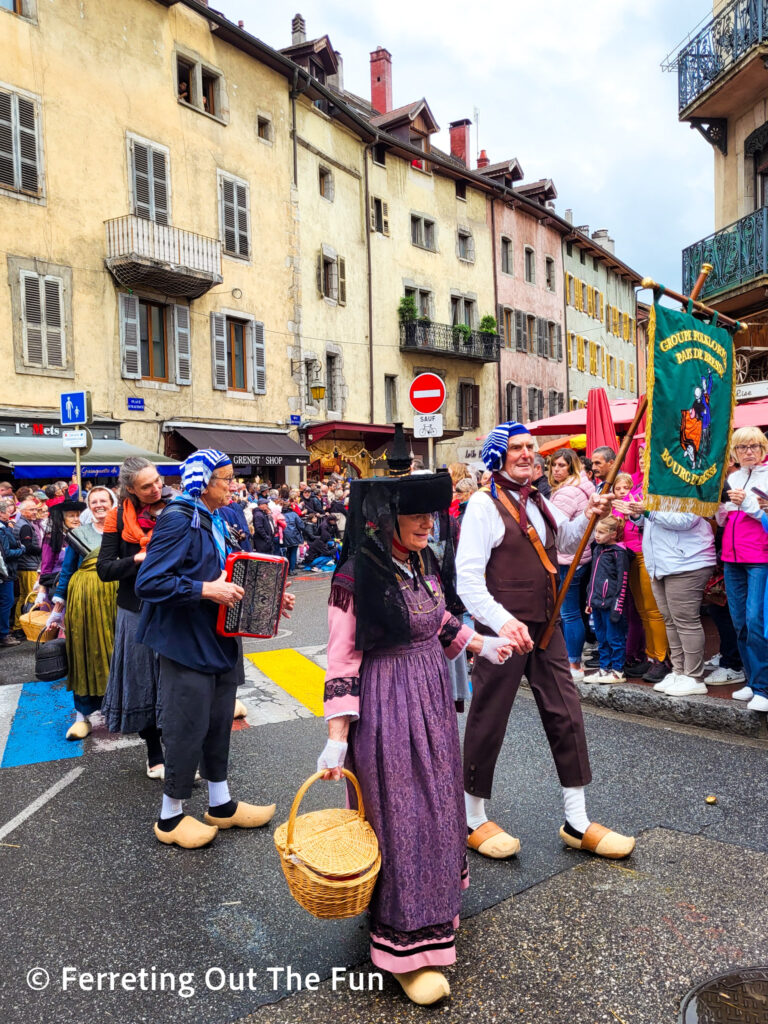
[245,649,325,717]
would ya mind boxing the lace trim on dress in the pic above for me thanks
[438,617,461,649]
[371,920,455,947]
[323,676,360,700]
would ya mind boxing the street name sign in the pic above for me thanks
[409,373,446,415]
[413,413,443,438]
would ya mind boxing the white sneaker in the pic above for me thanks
[705,666,746,685]
[664,674,708,697]
[571,667,585,682]
[732,686,754,701]
[653,672,678,693]
[704,654,720,670]
[598,670,626,684]
[583,670,606,683]
[746,694,768,712]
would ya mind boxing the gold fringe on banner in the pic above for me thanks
[642,303,737,519]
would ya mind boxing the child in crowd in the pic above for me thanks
[584,516,631,684]
[612,473,634,501]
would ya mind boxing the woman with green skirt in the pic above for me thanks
[46,487,118,740]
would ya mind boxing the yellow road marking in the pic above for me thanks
[246,650,325,717]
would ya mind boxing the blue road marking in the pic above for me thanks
[1,678,81,768]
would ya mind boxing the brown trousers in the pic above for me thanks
[464,621,592,799]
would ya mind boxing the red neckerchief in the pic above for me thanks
[491,471,557,537]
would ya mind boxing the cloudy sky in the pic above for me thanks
[216,0,715,293]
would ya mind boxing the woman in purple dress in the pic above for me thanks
[318,474,511,1006]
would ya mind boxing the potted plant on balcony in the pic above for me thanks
[452,322,473,352]
[398,295,418,347]
[479,313,498,358]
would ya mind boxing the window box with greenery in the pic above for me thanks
[452,322,472,349]
[398,295,419,346]
[479,314,498,358]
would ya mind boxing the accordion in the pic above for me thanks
[216,552,288,639]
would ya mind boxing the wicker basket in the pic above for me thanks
[19,593,54,643]
[273,769,380,920]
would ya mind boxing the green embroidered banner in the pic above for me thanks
[643,302,735,516]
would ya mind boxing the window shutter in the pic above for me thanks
[338,258,347,305]
[252,320,266,394]
[131,140,152,220]
[515,309,525,351]
[382,201,389,236]
[467,234,475,262]
[17,96,38,194]
[599,292,604,321]
[515,385,523,423]
[538,389,544,420]
[557,324,563,362]
[471,384,480,430]
[574,278,582,310]
[210,312,227,390]
[0,91,13,188]
[565,272,571,305]
[21,272,44,365]
[537,318,546,357]
[497,305,505,346]
[317,253,324,296]
[221,177,236,254]
[174,304,192,385]
[119,293,141,379]
[235,181,250,257]
[151,148,169,226]
[43,276,64,368]
[369,196,377,232]
[528,386,536,421]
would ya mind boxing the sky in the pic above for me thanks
[215,0,715,293]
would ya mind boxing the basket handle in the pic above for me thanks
[285,769,365,854]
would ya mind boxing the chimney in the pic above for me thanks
[592,228,615,254]
[370,47,392,113]
[576,224,590,236]
[237,20,244,28]
[291,13,306,45]
[477,148,490,169]
[331,50,344,91]
[564,208,573,225]
[449,119,472,166]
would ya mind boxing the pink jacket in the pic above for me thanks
[716,465,768,564]
[549,473,595,566]
[616,486,644,554]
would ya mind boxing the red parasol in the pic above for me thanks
[623,394,647,477]
[586,387,619,457]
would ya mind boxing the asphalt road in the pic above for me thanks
[1,575,767,1024]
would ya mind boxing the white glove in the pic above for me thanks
[479,635,512,664]
[317,738,348,773]
[45,601,65,629]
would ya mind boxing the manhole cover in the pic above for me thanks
[680,967,768,1022]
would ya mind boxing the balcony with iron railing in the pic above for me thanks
[682,206,768,300]
[104,215,223,299]
[399,321,500,362]
[672,0,768,117]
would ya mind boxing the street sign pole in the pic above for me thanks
[427,435,434,473]
[74,446,81,496]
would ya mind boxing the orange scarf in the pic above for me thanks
[103,500,158,550]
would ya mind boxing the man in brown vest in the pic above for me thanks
[456,421,635,861]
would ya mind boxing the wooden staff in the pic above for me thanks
[538,263,721,650]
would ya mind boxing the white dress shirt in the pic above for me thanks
[456,479,591,634]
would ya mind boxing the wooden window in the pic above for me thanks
[176,58,194,104]
[589,340,597,375]
[0,87,40,195]
[456,180,467,201]
[623,312,630,341]
[372,143,386,166]
[463,299,475,327]
[138,300,168,382]
[257,116,272,141]
[574,278,582,310]
[620,359,626,389]
[566,242,573,257]
[503,309,513,348]
[20,271,64,369]
[570,397,579,411]
[326,352,339,410]
[457,230,474,262]
[459,382,480,429]
[506,382,523,422]
[417,289,431,317]
[130,138,169,224]
[567,332,573,367]
[385,375,398,422]
[201,69,218,115]
[226,318,248,391]
[580,249,586,265]
[319,165,334,200]
[587,286,594,317]
[515,310,525,351]
[219,173,250,259]
[370,196,389,235]
[524,247,535,283]
[411,215,435,250]
[501,238,512,275]
[581,281,588,313]
[318,250,345,303]
[545,257,555,292]
[322,256,336,298]
[548,389,560,417]
[630,318,636,345]
[526,314,536,353]
[527,386,543,421]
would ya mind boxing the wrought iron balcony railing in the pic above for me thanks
[105,215,223,299]
[676,0,768,112]
[399,321,500,362]
[682,207,768,298]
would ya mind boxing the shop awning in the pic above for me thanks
[305,420,463,450]
[171,426,310,468]
[0,437,181,480]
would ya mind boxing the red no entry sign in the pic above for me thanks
[409,373,446,415]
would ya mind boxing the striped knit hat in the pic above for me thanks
[180,449,232,497]
[480,421,531,472]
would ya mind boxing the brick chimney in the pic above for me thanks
[370,47,392,114]
[291,13,306,45]
[477,148,490,169]
[449,119,472,166]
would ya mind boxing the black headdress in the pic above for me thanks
[330,473,453,651]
